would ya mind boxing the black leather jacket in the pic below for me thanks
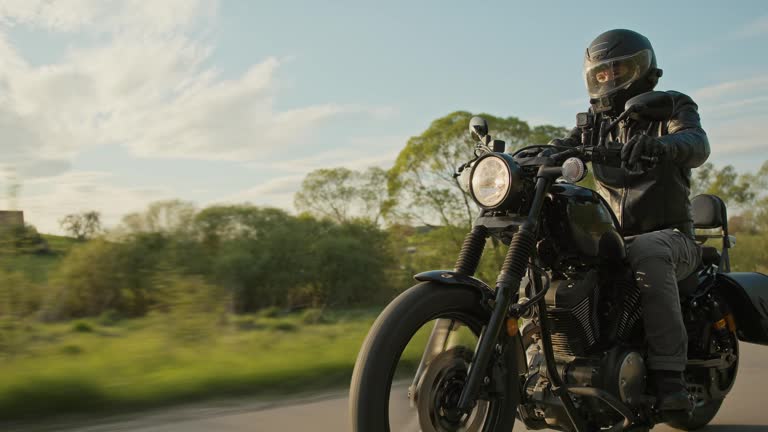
[563,91,710,237]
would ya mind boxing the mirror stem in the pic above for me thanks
[601,105,641,144]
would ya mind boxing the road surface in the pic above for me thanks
[12,343,768,431]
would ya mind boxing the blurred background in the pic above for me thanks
[0,0,767,429]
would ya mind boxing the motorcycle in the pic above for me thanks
[348,91,768,431]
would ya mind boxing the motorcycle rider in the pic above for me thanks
[551,29,711,412]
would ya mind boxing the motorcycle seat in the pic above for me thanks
[692,194,726,229]
[691,194,731,271]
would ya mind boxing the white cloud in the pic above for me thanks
[248,135,405,174]
[212,175,305,211]
[19,171,173,233]
[693,75,768,101]
[0,1,392,175]
[218,135,405,214]
[0,0,214,34]
[0,1,395,231]
[691,75,768,155]
[707,119,765,155]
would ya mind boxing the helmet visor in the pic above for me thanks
[584,49,652,98]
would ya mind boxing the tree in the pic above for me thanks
[358,167,392,225]
[119,200,196,235]
[294,167,391,224]
[294,168,357,223]
[387,111,567,229]
[730,161,768,233]
[47,239,128,318]
[691,163,754,207]
[60,211,102,240]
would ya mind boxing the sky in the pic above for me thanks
[0,0,766,233]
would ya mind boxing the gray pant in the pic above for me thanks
[626,229,702,371]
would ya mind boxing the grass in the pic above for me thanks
[0,234,78,283]
[0,308,439,422]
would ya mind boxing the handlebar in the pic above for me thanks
[516,143,659,175]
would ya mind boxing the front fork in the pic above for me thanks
[413,173,590,431]
[408,221,489,405]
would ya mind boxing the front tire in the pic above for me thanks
[349,282,519,432]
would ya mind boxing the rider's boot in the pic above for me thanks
[651,370,693,412]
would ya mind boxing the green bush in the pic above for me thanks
[60,344,83,355]
[0,270,44,319]
[0,224,49,255]
[71,321,93,333]
[301,308,327,324]
[97,309,123,326]
[268,321,297,332]
[258,306,282,318]
[152,274,226,343]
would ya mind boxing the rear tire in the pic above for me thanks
[665,399,723,431]
[349,282,519,432]
[669,302,739,431]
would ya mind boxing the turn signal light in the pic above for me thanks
[506,318,519,336]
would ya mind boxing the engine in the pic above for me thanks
[521,341,648,430]
[517,270,648,430]
[545,269,644,358]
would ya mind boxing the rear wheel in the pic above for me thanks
[667,398,723,431]
[667,310,739,431]
[349,282,519,432]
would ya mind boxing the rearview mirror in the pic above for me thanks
[469,116,488,140]
[624,91,674,122]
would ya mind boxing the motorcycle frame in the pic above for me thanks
[415,162,636,432]
[413,155,768,431]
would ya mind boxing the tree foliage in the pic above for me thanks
[59,211,102,241]
[119,200,196,235]
[294,167,390,224]
[0,224,48,255]
[44,201,396,319]
[692,163,755,207]
[388,111,567,228]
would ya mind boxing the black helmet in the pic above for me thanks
[584,29,663,115]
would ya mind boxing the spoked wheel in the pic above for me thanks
[349,282,519,432]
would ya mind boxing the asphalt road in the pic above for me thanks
[17,343,768,432]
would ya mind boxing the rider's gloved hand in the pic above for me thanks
[548,138,568,147]
[621,134,666,166]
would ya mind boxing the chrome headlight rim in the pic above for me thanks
[468,153,521,211]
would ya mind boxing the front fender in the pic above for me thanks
[413,270,528,378]
[414,270,495,301]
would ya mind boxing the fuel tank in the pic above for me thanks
[545,183,625,262]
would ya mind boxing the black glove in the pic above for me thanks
[548,135,579,148]
[548,138,568,147]
[621,134,667,166]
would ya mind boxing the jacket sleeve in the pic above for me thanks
[660,91,711,168]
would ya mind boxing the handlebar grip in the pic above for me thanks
[640,155,659,164]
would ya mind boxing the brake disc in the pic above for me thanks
[413,347,489,432]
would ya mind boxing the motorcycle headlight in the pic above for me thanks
[469,153,523,210]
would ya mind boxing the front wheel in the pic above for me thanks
[349,282,520,432]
